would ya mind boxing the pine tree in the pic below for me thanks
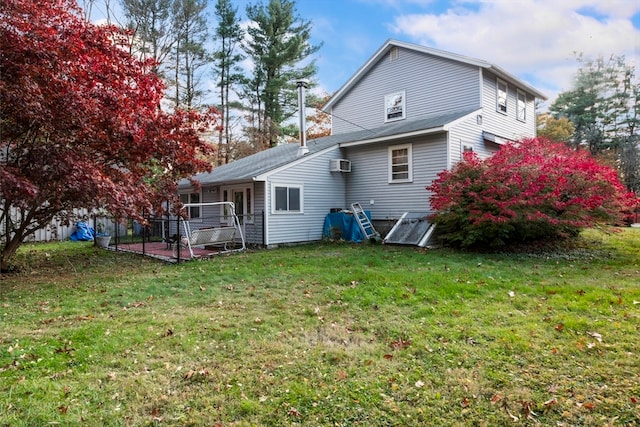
[549,54,640,192]
[212,0,245,164]
[170,0,209,110]
[243,0,320,148]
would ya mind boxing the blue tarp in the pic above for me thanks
[69,221,95,241]
[322,211,371,243]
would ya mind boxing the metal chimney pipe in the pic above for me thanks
[296,79,309,157]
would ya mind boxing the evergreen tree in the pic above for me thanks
[212,0,245,164]
[120,0,209,110]
[170,0,209,110]
[549,54,640,192]
[120,0,177,77]
[243,0,320,148]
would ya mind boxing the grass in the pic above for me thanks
[0,228,639,426]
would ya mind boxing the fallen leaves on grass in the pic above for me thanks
[183,367,210,381]
[124,301,146,309]
[55,343,75,355]
[460,397,471,407]
[389,337,411,350]
[586,331,602,342]
[580,402,596,410]
[288,407,302,417]
[543,397,558,413]
[519,400,537,419]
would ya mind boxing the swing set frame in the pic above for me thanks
[175,201,246,259]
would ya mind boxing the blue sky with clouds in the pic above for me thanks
[86,0,640,107]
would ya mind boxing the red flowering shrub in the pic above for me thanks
[427,138,636,248]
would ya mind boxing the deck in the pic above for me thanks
[113,241,222,262]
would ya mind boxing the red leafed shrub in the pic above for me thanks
[427,138,636,248]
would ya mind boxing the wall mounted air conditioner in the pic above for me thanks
[329,159,351,172]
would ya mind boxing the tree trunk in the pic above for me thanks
[1,234,22,273]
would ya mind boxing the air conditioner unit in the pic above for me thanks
[329,159,351,172]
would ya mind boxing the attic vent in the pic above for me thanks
[390,47,399,61]
[330,159,351,172]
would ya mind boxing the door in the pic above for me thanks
[223,186,253,227]
[233,190,244,225]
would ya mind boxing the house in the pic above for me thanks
[178,39,547,247]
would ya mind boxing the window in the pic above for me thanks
[180,191,200,219]
[388,144,412,183]
[384,90,406,122]
[496,79,508,114]
[222,189,229,220]
[272,184,303,213]
[516,89,526,121]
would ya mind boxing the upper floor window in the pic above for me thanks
[180,191,201,219]
[272,184,303,213]
[516,89,527,122]
[388,144,412,183]
[496,79,508,114]
[385,90,406,122]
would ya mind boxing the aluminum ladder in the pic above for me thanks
[351,202,381,241]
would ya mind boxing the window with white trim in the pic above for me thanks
[516,89,526,121]
[496,79,508,114]
[180,191,201,219]
[388,144,412,183]
[272,184,303,213]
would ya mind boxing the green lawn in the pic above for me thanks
[1,228,639,426]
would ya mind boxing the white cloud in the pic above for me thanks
[390,0,640,104]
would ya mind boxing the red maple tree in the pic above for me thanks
[0,0,218,271]
[427,138,636,248]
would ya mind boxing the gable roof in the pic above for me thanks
[322,39,547,113]
[179,107,476,188]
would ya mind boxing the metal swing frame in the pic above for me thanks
[176,201,246,259]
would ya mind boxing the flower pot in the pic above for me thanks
[95,235,111,248]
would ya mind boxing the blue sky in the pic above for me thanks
[86,0,640,107]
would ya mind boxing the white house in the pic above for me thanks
[178,39,547,247]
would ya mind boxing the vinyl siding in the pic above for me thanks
[332,47,481,135]
[345,134,448,220]
[264,147,347,245]
[447,114,486,166]
[481,70,538,141]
